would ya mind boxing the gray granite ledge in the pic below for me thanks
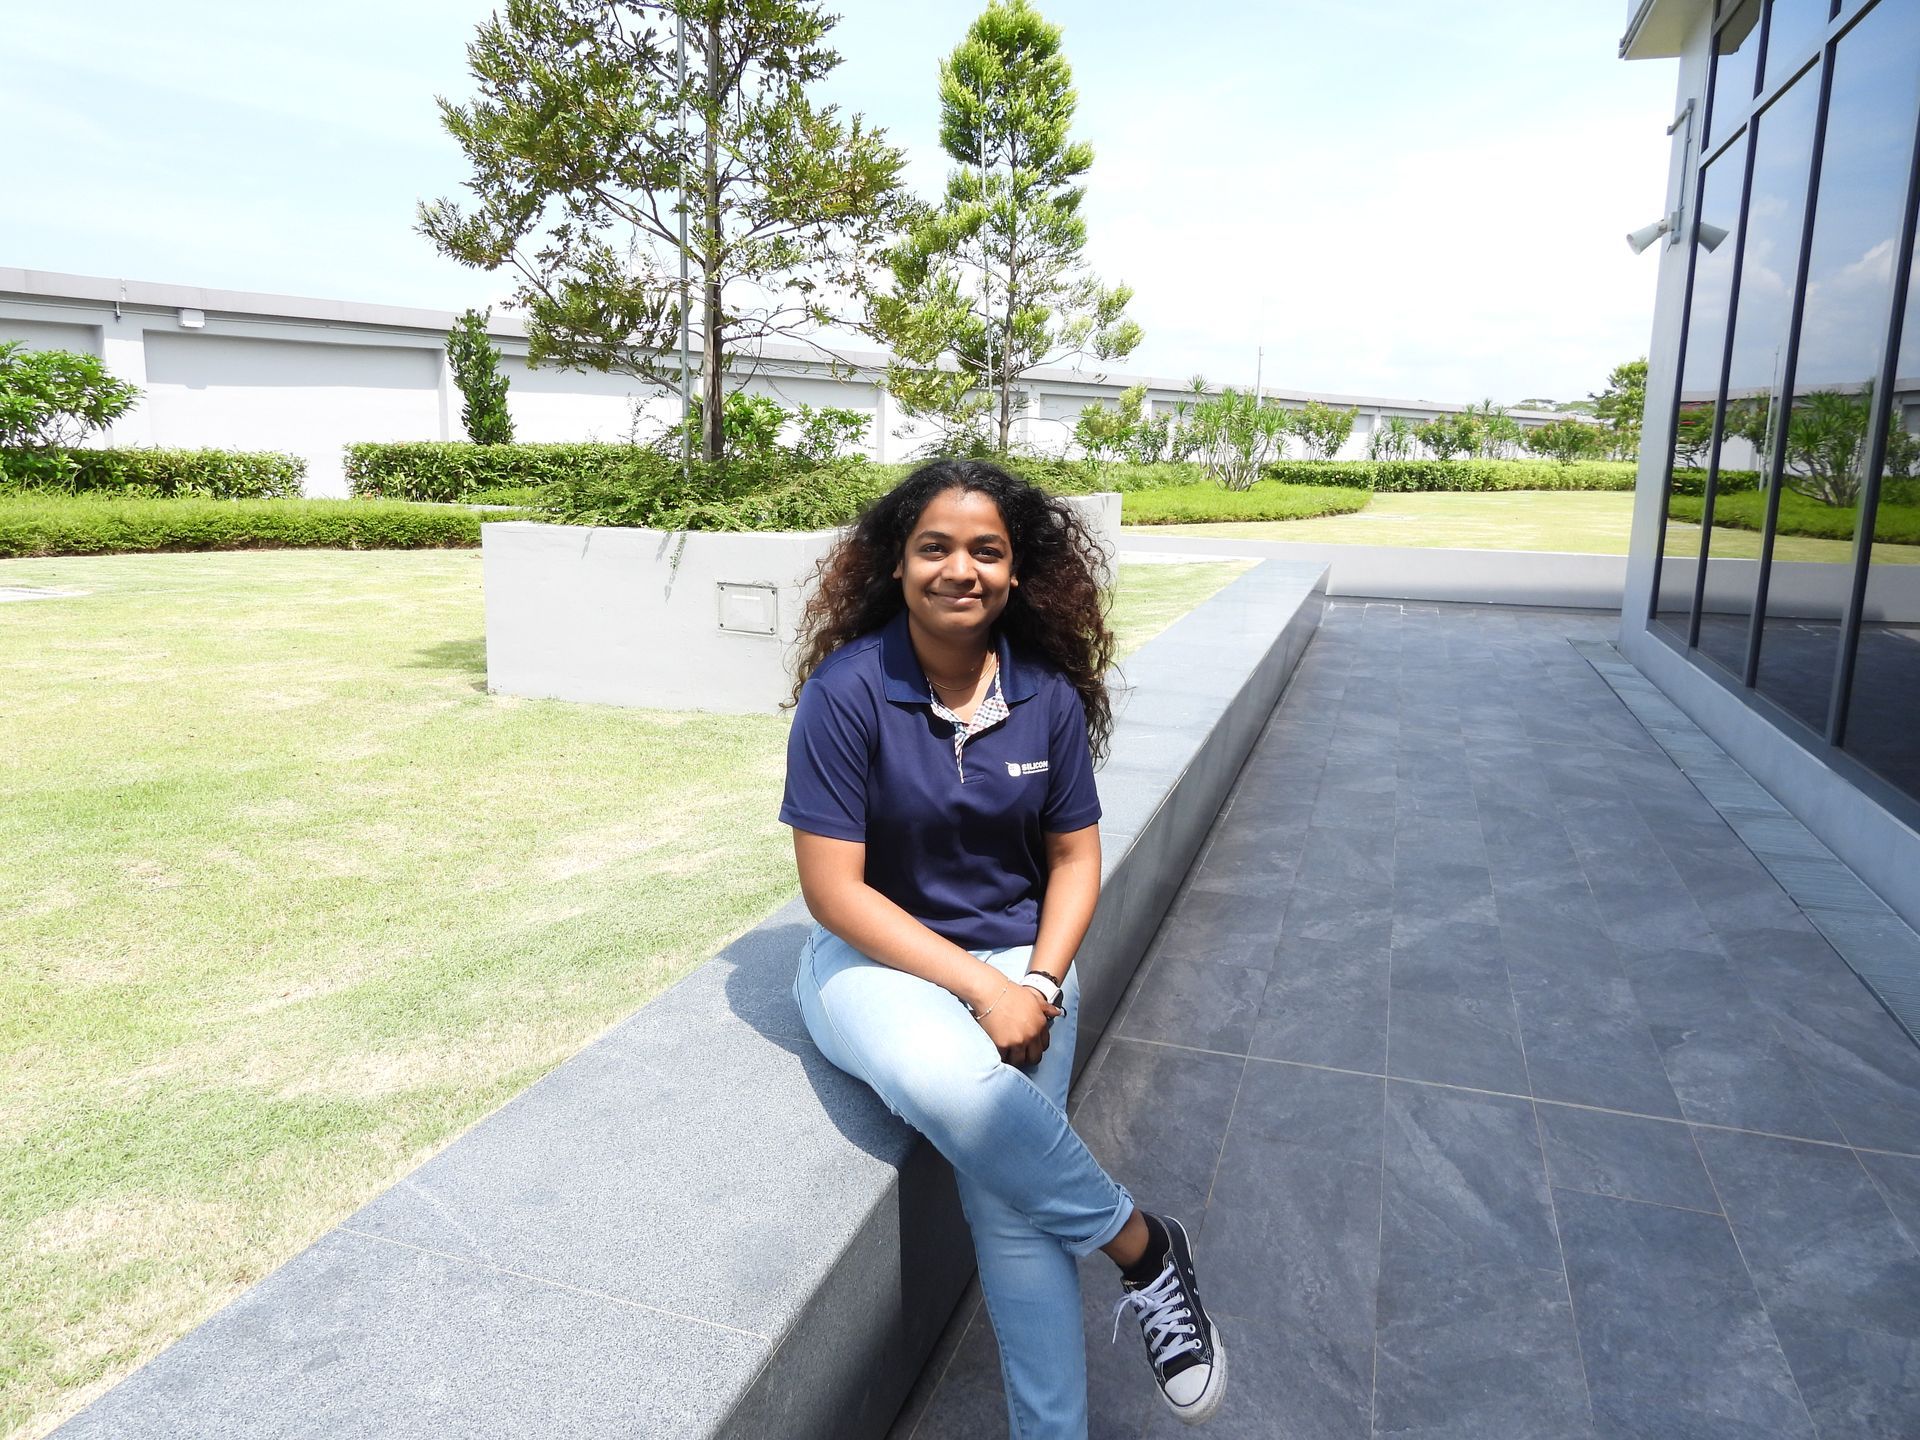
[53,558,1327,1440]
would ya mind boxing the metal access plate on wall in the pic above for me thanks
[716,582,779,636]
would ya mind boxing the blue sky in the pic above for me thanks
[1,1,1681,405]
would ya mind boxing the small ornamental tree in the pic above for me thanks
[1073,384,1144,468]
[1523,417,1607,466]
[446,309,516,445]
[1415,413,1479,461]
[1189,388,1289,490]
[1592,358,1648,461]
[1289,400,1358,461]
[1368,414,1416,461]
[1672,403,1715,468]
[0,342,140,449]
[421,0,909,464]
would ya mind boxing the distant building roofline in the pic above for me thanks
[0,265,1582,420]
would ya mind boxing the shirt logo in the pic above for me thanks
[1005,760,1049,777]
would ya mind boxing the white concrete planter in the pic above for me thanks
[482,493,1120,713]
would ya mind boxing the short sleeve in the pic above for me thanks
[779,668,875,842]
[1040,681,1102,833]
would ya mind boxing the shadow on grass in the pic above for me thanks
[410,638,487,680]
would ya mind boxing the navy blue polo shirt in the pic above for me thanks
[781,608,1102,951]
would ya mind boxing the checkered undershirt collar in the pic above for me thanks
[928,670,1010,781]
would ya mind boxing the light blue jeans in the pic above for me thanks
[794,924,1135,1440]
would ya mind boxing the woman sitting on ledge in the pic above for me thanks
[782,458,1226,1436]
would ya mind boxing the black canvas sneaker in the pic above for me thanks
[1111,1214,1226,1424]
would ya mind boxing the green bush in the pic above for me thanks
[1669,468,1760,498]
[345,442,638,501]
[0,494,532,558]
[1258,458,1637,492]
[447,309,516,445]
[0,446,306,499]
[1666,489,1920,546]
[545,451,895,532]
[0,342,140,448]
[1120,482,1371,526]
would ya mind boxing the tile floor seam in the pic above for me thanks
[1545,1180,1725,1219]
[1681,1133,1826,1438]
[1531,1108,1600,1436]
[1120,1037,1920,1160]
[332,1224,773,1342]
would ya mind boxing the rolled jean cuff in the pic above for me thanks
[1068,1184,1137,1258]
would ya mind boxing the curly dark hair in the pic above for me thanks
[791,459,1115,762]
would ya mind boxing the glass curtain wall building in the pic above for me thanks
[1624,0,1920,920]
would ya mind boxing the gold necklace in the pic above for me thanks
[927,654,996,695]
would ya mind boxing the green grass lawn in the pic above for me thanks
[1133,488,1920,564]
[0,548,1242,1438]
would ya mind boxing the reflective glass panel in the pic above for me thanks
[1756,0,1920,732]
[1709,0,1764,146]
[1656,149,1748,637]
[1843,68,1920,800]
[1697,72,1823,679]
[1764,0,1832,93]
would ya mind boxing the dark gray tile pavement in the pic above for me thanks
[893,600,1920,1440]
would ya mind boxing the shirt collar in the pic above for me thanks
[878,606,1037,705]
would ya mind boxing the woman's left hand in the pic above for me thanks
[979,984,1063,1068]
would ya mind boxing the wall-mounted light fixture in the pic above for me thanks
[177,307,205,329]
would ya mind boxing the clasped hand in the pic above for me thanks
[977,983,1063,1069]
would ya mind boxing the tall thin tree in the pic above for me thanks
[873,0,1141,453]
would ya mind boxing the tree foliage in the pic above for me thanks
[1415,413,1479,462]
[872,0,1141,452]
[1187,388,1289,490]
[1591,358,1648,461]
[1288,400,1358,461]
[1368,415,1416,461]
[446,309,517,445]
[1072,384,1145,469]
[1523,417,1607,466]
[0,343,140,450]
[420,0,908,463]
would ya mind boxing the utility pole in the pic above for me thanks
[1254,346,1263,402]
[676,8,691,478]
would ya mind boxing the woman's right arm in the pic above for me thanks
[794,830,1060,1065]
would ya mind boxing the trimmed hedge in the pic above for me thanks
[1667,489,1920,546]
[1120,481,1372,526]
[344,441,1213,508]
[1670,468,1760,498]
[0,446,305,499]
[346,442,635,501]
[1259,458,1639,492]
[0,494,535,559]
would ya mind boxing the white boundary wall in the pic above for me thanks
[1,268,1582,498]
[482,493,1121,713]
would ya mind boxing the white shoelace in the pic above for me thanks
[1110,1261,1203,1367]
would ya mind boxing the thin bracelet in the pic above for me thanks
[970,979,1013,1020]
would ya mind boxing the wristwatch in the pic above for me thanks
[1020,969,1065,1008]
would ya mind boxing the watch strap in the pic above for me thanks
[1019,972,1063,1006]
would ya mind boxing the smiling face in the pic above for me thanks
[892,486,1017,648]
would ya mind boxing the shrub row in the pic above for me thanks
[1670,468,1760,498]
[1260,458,1640,492]
[345,442,630,502]
[0,494,534,559]
[0,446,306,499]
[1667,490,1920,547]
[1120,481,1372,526]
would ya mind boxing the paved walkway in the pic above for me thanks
[892,599,1920,1440]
